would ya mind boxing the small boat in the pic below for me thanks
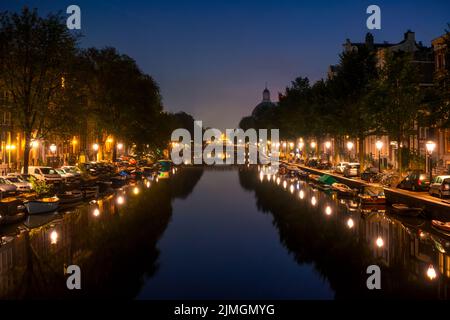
[431,220,450,234]
[308,174,321,184]
[298,170,309,179]
[57,190,83,204]
[391,203,424,217]
[24,197,59,215]
[358,186,386,205]
[332,183,357,197]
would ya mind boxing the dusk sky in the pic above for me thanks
[3,0,450,129]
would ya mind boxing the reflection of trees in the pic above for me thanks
[0,167,203,299]
[238,168,450,299]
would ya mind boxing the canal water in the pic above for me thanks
[0,166,449,299]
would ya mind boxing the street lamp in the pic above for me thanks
[310,141,316,159]
[426,141,436,183]
[347,141,354,162]
[376,140,383,172]
[117,143,123,150]
[49,144,57,153]
[93,143,99,161]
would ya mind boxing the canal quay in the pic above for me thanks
[1,165,449,299]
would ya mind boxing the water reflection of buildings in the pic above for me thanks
[243,166,450,299]
[0,167,204,298]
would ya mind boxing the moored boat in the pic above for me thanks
[358,186,386,204]
[431,220,450,234]
[332,183,357,197]
[391,203,424,217]
[24,197,59,215]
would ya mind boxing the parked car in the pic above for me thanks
[397,170,430,191]
[361,167,379,182]
[429,175,450,198]
[335,162,349,174]
[4,176,32,192]
[0,177,17,195]
[317,161,332,170]
[343,163,360,178]
[55,168,76,184]
[61,165,82,177]
[23,166,62,184]
[306,158,319,168]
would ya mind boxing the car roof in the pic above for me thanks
[437,175,450,179]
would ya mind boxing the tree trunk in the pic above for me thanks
[397,135,402,174]
[358,135,365,170]
[23,133,32,174]
[112,143,117,162]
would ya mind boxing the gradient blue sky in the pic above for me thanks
[3,0,450,128]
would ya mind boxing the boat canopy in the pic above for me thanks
[318,174,337,186]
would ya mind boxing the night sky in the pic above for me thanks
[3,0,450,129]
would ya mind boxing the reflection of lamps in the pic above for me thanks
[117,143,123,150]
[426,141,436,183]
[50,230,58,244]
[376,237,384,248]
[325,206,332,216]
[49,144,57,153]
[427,265,437,280]
[347,218,354,229]
[376,140,383,172]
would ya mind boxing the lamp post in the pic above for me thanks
[310,141,316,158]
[376,140,383,172]
[426,141,436,183]
[347,141,354,162]
[298,140,304,160]
[50,144,57,167]
[93,143,99,161]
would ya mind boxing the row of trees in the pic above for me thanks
[240,29,450,171]
[0,8,194,172]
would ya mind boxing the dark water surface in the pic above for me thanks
[0,166,449,299]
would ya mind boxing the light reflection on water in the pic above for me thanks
[0,166,449,299]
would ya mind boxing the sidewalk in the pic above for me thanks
[281,160,450,219]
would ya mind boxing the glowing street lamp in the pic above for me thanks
[49,144,57,153]
[310,141,316,158]
[427,265,437,281]
[376,140,383,172]
[298,141,304,150]
[426,141,436,183]
[347,141,354,162]
[117,143,124,150]
[31,140,39,148]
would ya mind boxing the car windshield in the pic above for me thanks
[40,168,57,174]
[7,177,20,183]
[0,178,9,184]
[55,169,65,174]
